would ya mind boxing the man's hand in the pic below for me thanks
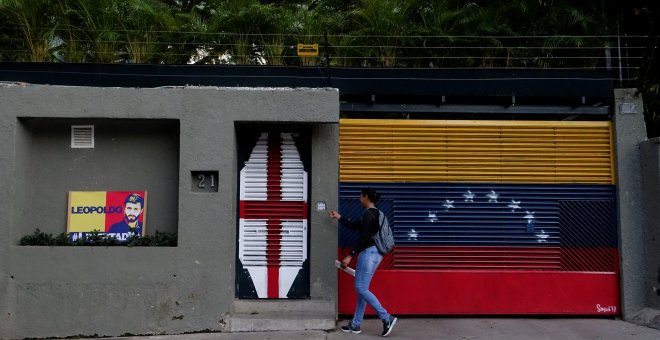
[328,210,341,220]
[340,255,352,269]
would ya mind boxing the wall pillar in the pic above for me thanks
[613,88,651,322]
[636,137,660,329]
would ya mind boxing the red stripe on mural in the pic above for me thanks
[560,247,619,272]
[337,245,619,315]
[338,270,620,315]
[240,201,308,219]
[266,133,282,298]
[392,245,562,270]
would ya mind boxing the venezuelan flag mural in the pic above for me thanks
[338,119,619,315]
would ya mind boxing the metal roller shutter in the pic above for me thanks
[338,119,619,315]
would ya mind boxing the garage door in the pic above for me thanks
[338,119,618,315]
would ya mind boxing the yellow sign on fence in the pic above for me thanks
[297,44,319,57]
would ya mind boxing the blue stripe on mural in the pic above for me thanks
[559,200,618,247]
[339,183,616,247]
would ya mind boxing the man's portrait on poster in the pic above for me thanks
[108,193,144,236]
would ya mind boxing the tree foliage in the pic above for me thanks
[0,0,658,134]
[0,0,617,66]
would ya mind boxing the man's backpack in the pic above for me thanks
[373,210,395,255]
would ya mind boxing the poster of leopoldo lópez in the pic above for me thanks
[67,191,147,242]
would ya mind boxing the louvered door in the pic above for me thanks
[237,131,310,299]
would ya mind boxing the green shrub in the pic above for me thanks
[19,229,57,246]
[19,229,177,247]
[126,231,177,247]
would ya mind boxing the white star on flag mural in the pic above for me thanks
[427,211,438,223]
[508,199,521,212]
[463,190,475,202]
[415,189,546,243]
[487,189,499,203]
[536,230,549,243]
[408,228,418,241]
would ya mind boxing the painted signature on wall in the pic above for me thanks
[596,304,617,313]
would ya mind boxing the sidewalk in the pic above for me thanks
[78,318,660,340]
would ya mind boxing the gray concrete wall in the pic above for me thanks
[613,89,660,328]
[0,84,339,339]
[640,138,660,311]
[310,124,340,300]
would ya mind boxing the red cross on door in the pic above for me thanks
[237,132,309,298]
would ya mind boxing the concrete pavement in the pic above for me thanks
[66,318,660,340]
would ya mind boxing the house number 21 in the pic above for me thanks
[197,174,215,188]
[191,171,219,192]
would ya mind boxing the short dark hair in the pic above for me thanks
[361,187,380,203]
[124,193,144,208]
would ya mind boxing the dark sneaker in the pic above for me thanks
[341,321,362,334]
[382,315,397,337]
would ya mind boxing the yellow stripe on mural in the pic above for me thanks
[340,119,615,184]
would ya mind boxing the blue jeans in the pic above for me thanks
[352,246,390,327]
